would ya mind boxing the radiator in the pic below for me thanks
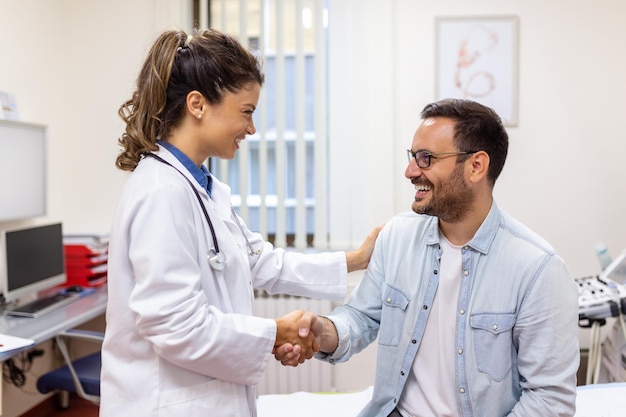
[254,290,334,395]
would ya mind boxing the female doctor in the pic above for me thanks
[100,28,379,417]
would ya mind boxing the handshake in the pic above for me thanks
[273,310,336,367]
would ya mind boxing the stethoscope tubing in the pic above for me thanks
[144,152,257,271]
[145,152,221,253]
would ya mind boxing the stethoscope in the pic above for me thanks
[145,153,257,271]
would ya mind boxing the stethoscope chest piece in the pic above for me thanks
[208,249,227,271]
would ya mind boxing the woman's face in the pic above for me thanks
[200,82,261,160]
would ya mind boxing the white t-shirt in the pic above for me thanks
[398,234,463,417]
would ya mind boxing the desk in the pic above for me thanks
[0,286,107,416]
[0,286,107,362]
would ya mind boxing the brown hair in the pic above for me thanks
[116,28,264,171]
[421,98,508,185]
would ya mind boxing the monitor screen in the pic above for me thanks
[0,120,47,221]
[0,223,66,303]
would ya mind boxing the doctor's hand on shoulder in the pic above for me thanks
[345,224,384,272]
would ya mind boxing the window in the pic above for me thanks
[204,0,328,249]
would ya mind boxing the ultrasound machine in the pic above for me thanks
[577,250,626,384]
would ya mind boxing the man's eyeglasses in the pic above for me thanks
[406,149,477,169]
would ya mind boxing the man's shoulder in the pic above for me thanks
[380,212,437,243]
[497,209,556,256]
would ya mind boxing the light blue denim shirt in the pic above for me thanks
[320,202,579,417]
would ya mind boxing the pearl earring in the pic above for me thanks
[197,113,202,119]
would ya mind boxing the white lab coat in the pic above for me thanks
[100,146,347,417]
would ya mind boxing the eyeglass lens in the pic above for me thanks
[407,150,431,168]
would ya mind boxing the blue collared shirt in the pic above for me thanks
[319,202,579,417]
[158,141,212,195]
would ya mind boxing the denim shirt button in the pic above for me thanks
[493,324,498,330]
[463,270,469,276]
[457,349,463,354]
[411,339,417,344]
[459,388,465,394]
[386,297,392,303]
[459,309,465,315]
[423,305,428,310]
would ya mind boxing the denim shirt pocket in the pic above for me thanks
[379,283,410,346]
[470,312,516,382]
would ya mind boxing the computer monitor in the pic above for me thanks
[0,223,66,304]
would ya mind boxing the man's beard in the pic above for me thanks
[411,163,474,223]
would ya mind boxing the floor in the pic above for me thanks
[20,395,98,417]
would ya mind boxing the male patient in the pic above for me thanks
[277,98,579,417]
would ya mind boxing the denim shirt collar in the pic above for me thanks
[157,141,212,194]
[466,201,499,255]
[426,201,500,255]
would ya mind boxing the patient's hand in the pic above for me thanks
[274,310,319,365]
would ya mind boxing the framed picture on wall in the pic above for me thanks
[436,15,519,126]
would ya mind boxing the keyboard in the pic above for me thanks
[5,293,79,318]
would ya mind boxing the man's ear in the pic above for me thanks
[186,90,205,118]
[468,151,490,184]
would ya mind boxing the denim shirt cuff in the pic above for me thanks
[314,315,351,363]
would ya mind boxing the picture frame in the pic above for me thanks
[435,16,519,126]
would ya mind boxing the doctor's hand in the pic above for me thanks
[274,312,331,367]
[274,310,320,365]
[346,224,384,272]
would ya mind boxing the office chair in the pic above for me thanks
[36,329,103,408]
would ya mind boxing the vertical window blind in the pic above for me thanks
[203,0,328,250]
